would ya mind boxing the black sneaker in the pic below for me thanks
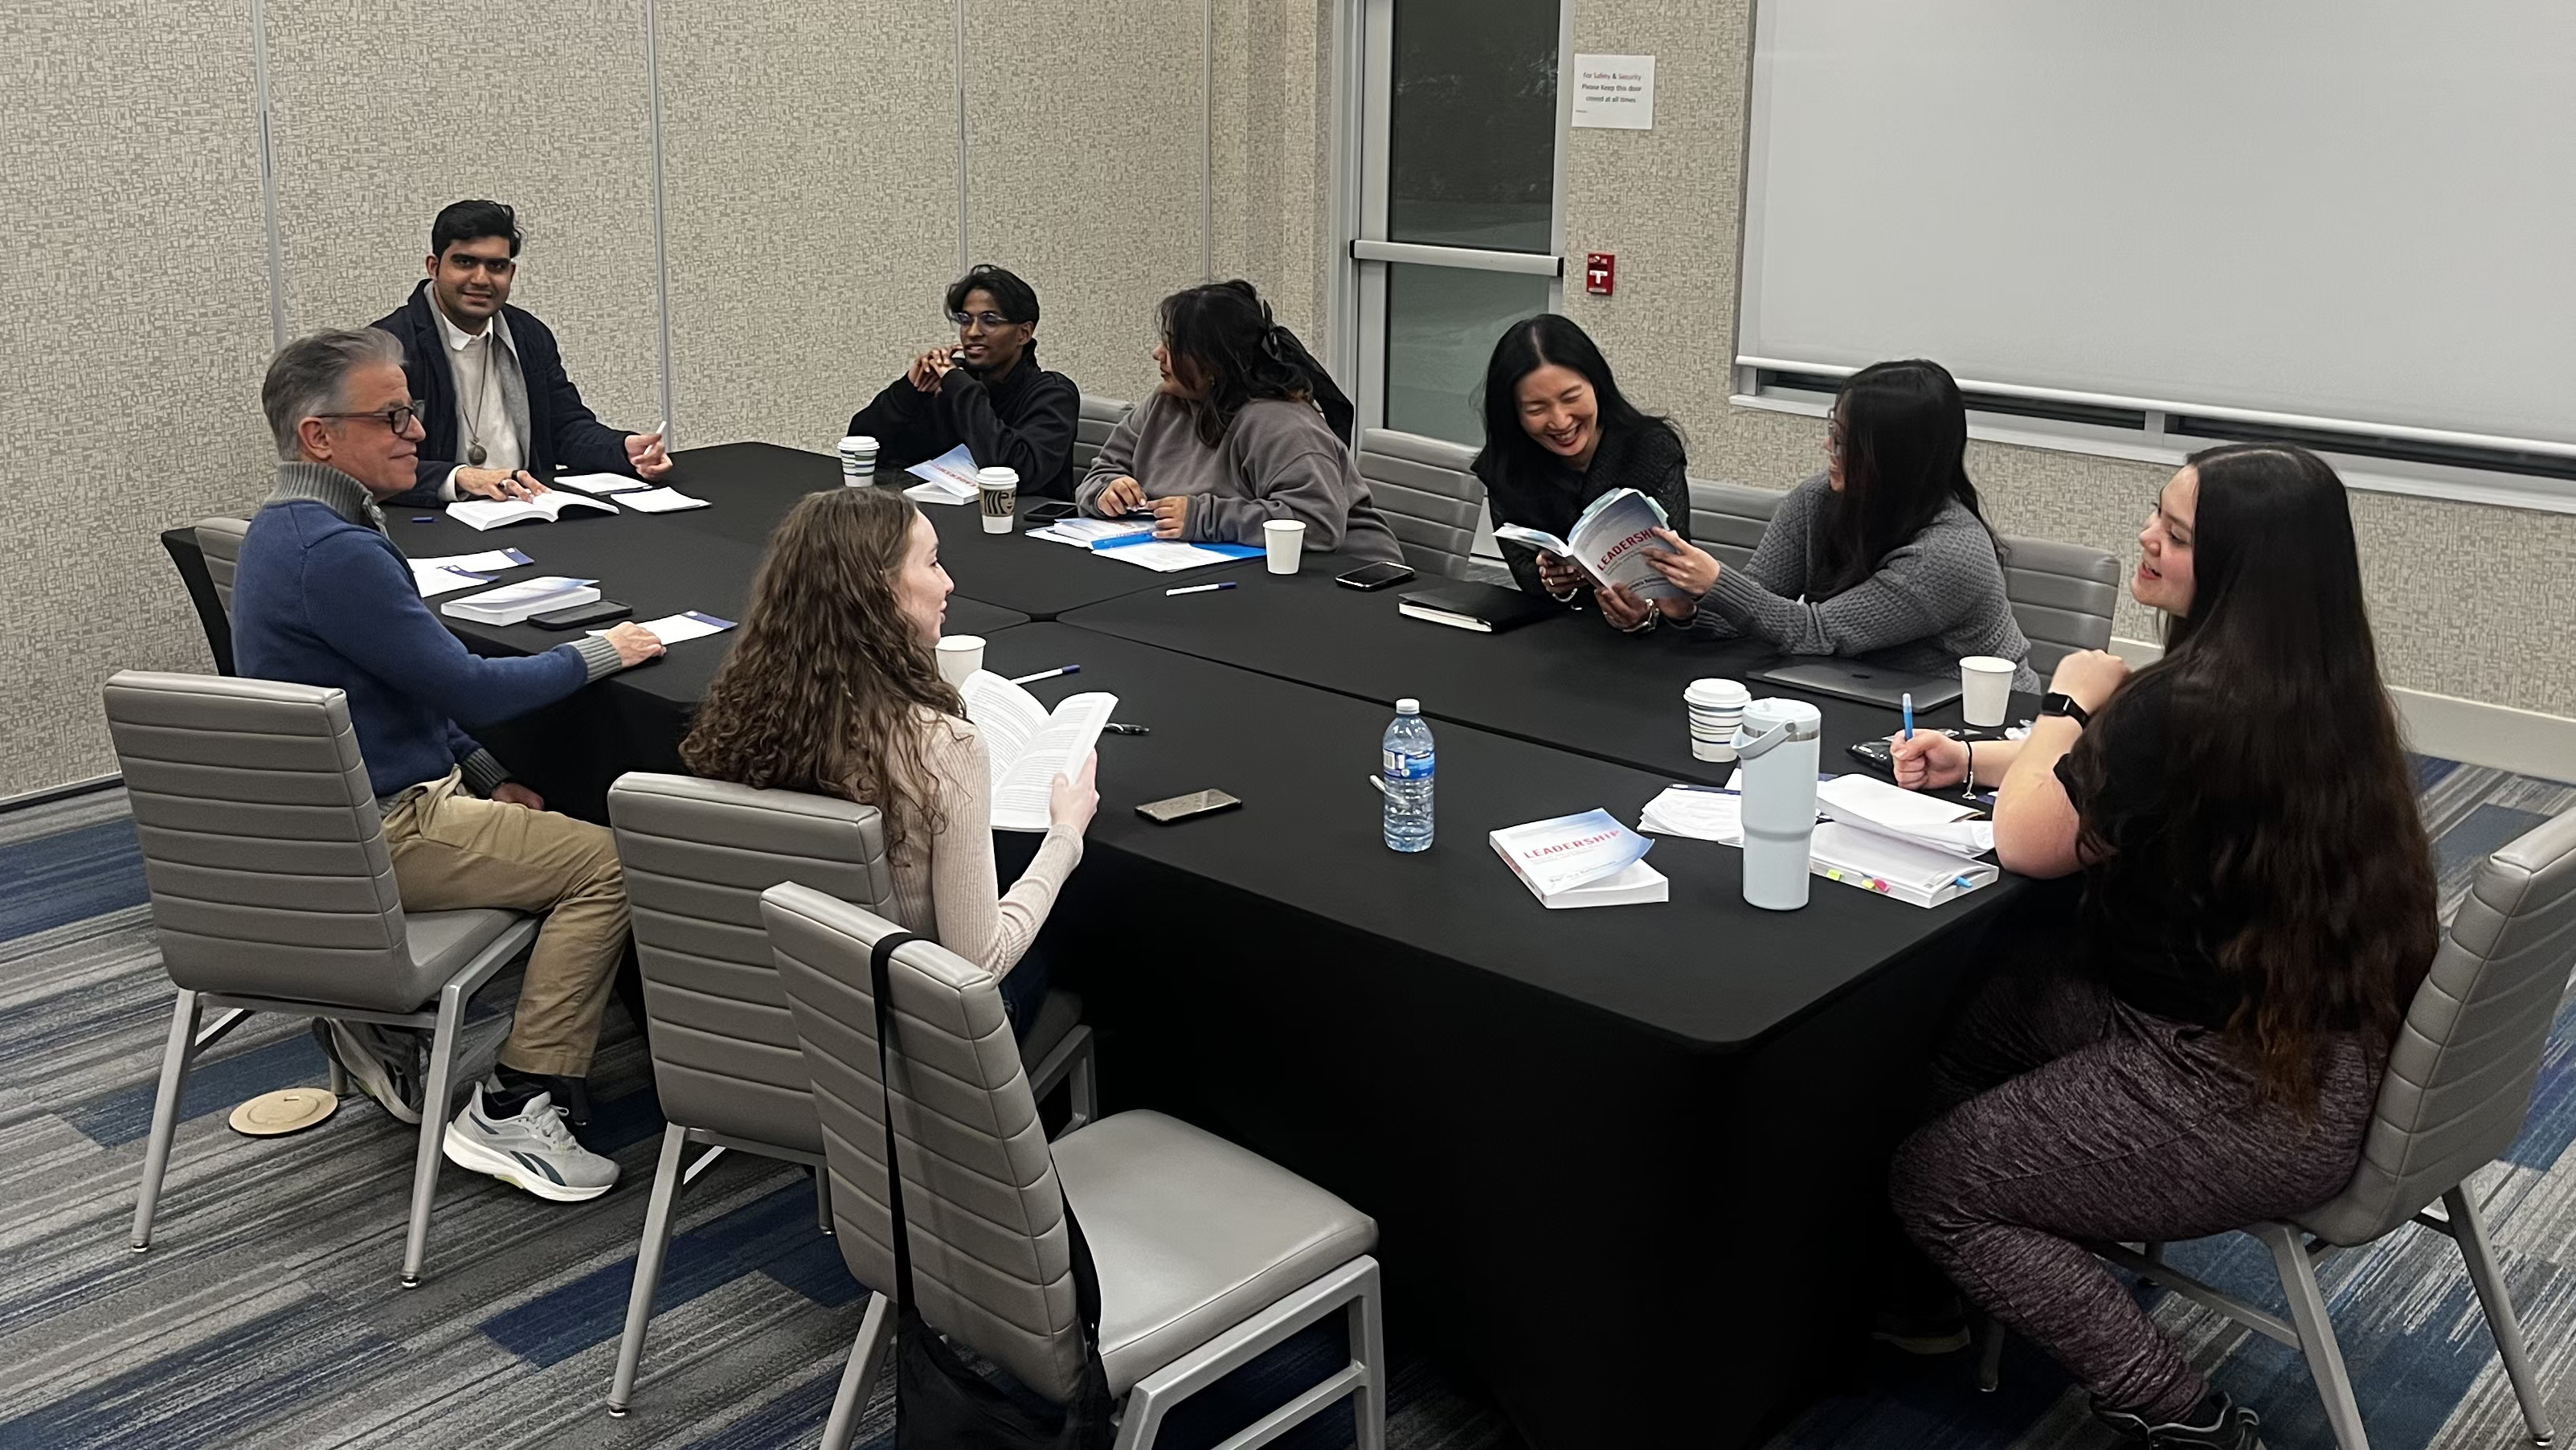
[312,1019,427,1124]
[2093,1391,2267,1448]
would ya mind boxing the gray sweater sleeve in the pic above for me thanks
[1184,404,1371,551]
[1075,402,1146,515]
[1690,473,1818,641]
[1700,485,2006,658]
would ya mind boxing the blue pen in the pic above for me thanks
[1901,692,1915,741]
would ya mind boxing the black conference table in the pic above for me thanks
[164,447,2034,1448]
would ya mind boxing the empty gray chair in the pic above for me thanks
[194,516,251,621]
[1998,535,2119,676]
[1983,811,2574,1450]
[104,670,538,1287]
[761,883,1385,1450]
[603,772,1096,1416]
[1686,478,1781,573]
[1356,428,1482,579]
[1072,394,1134,477]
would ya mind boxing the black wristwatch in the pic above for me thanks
[2038,692,2092,727]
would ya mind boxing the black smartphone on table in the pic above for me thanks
[1025,501,1080,523]
[1335,562,1417,591]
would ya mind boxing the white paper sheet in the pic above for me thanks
[1089,540,1245,571]
[413,565,496,597]
[615,486,710,514]
[552,472,652,494]
[595,611,736,645]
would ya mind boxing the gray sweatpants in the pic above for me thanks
[1889,962,2376,1419]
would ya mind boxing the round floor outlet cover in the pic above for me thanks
[228,1088,339,1137]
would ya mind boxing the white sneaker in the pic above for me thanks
[440,1084,619,1202]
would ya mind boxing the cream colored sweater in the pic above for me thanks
[885,710,1084,976]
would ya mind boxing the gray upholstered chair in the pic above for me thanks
[1997,535,2119,676]
[1980,811,2574,1450]
[1686,479,1781,573]
[194,516,251,621]
[760,883,1385,1450]
[1072,394,1134,477]
[602,772,1095,1416]
[1357,427,1483,579]
[104,670,538,1287]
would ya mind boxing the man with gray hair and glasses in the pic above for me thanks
[229,326,664,1203]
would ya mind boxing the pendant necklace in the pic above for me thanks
[464,330,497,465]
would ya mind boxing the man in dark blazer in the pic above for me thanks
[372,199,671,509]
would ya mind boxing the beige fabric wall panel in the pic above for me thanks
[659,1,961,451]
[260,0,664,433]
[0,2,275,798]
[1552,0,2576,718]
[1209,0,1335,354]
[964,0,1206,407]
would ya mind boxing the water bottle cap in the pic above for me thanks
[1396,698,1419,715]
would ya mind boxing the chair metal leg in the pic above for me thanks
[2443,1187,2556,1448]
[399,981,471,1288]
[1350,1260,1388,1450]
[2256,1223,2370,1450]
[814,1165,834,1237]
[130,989,205,1251]
[1975,1314,2006,1393]
[608,1123,690,1416]
[819,1291,895,1450]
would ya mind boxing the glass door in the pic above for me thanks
[1351,0,1567,445]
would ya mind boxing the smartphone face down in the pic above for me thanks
[1136,788,1242,824]
[1335,562,1416,591]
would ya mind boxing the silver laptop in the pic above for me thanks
[1748,659,1963,711]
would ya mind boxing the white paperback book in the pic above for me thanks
[440,575,600,625]
[1029,518,1153,548]
[1808,821,1999,908]
[445,493,617,530]
[959,671,1118,832]
[1489,809,1668,908]
[902,444,982,504]
[1491,487,1689,602]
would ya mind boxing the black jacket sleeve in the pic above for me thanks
[848,374,931,444]
[1637,424,1693,544]
[940,368,1079,499]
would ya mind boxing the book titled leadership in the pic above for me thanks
[1489,809,1669,908]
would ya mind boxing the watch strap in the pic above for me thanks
[2038,692,2092,728]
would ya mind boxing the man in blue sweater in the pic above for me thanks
[232,327,665,1202]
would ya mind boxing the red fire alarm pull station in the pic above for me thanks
[1584,252,1615,296]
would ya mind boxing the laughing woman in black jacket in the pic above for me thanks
[1472,315,1691,633]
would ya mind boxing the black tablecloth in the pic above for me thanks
[641,441,1328,619]
[982,624,2014,1051]
[1063,566,2037,785]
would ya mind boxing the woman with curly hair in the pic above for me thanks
[1076,279,1404,563]
[680,487,1098,1024]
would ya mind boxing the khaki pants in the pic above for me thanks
[382,772,629,1078]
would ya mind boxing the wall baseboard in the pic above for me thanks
[2108,637,2574,784]
[0,773,122,815]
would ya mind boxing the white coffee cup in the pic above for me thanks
[1263,518,1306,575]
[934,634,986,685]
[1960,655,2018,728]
[976,465,1019,534]
[1683,678,1752,763]
[838,435,877,485]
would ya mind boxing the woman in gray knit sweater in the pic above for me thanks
[1642,359,2040,690]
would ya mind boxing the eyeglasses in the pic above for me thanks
[949,310,1017,331]
[315,401,428,432]
[444,255,517,276]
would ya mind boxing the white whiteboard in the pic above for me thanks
[1740,2,2576,453]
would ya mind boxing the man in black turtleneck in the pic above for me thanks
[847,264,1081,500]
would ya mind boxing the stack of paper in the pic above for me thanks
[440,576,599,625]
[1087,539,1261,571]
[1806,774,1997,907]
[595,611,734,645]
[1638,786,1744,845]
[615,486,710,514]
[1815,775,1994,855]
[1490,809,1668,908]
[1028,518,1153,548]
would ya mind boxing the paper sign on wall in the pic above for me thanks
[1572,54,1656,130]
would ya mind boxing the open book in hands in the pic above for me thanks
[959,671,1118,831]
[1491,488,1689,602]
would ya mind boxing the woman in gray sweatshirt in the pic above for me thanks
[1078,281,1404,565]
[1640,358,2040,690]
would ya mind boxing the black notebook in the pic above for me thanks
[1395,582,1560,634]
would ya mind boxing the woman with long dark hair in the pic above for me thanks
[1642,359,2037,686]
[1474,314,1691,631]
[1077,280,1402,563]
[1883,444,2435,1449]
[681,488,1098,1026]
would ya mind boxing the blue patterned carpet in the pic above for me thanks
[1,758,2570,1450]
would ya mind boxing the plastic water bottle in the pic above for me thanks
[1381,698,1435,852]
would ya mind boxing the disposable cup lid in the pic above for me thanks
[936,634,985,650]
[1263,519,1306,534]
[1684,677,1749,703]
[1960,655,2017,674]
[977,466,1019,486]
